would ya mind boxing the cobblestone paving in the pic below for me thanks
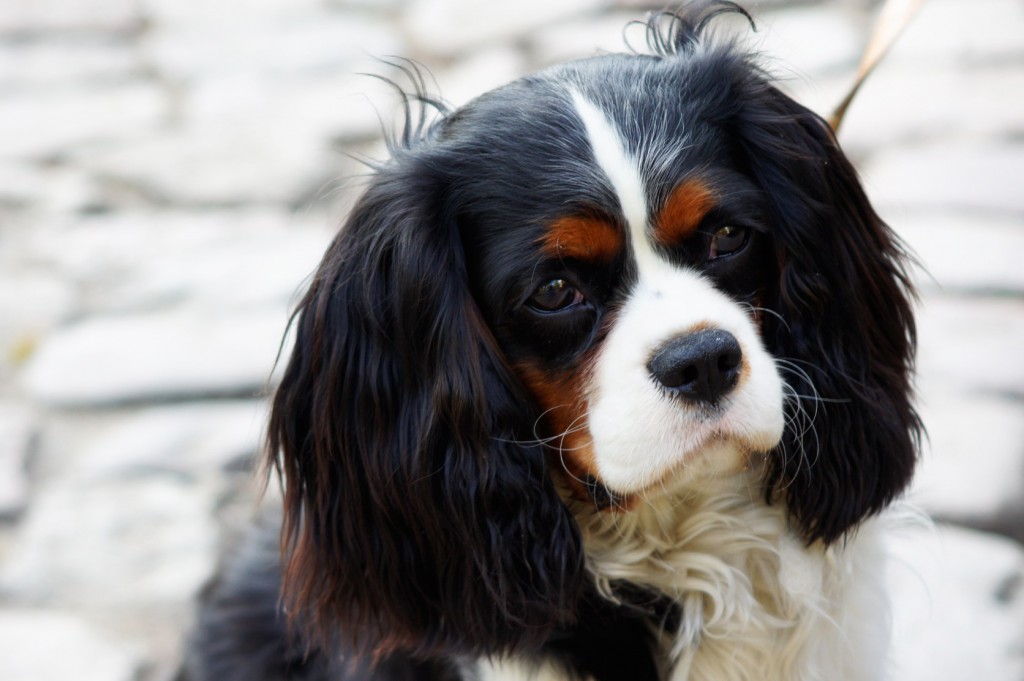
[1,1,1022,680]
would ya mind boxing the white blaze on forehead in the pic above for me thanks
[570,91,661,274]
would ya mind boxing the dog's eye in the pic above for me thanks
[709,225,749,259]
[528,279,583,312]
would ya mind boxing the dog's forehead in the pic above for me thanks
[449,53,721,162]
[445,54,731,237]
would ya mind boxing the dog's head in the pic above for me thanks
[268,3,920,660]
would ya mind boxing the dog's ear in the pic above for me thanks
[267,154,584,659]
[736,84,921,544]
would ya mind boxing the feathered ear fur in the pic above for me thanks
[266,149,583,659]
[736,83,922,544]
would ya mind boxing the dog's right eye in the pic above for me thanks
[708,225,750,260]
[528,279,584,312]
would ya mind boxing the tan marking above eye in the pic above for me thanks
[541,216,622,263]
[653,178,717,248]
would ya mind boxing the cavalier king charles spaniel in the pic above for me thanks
[189,3,921,680]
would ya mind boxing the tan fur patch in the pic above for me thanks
[653,178,717,247]
[513,362,627,507]
[541,216,622,263]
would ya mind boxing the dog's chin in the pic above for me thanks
[593,431,779,505]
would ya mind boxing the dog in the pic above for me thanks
[186,3,921,680]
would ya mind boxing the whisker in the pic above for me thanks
[738,303,790,331]
[492,405,584,448]
[771,361,828,490]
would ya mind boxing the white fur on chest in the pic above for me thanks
[576,477,891,681]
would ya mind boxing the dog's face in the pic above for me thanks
[267,7,919,661]
[456,74,787,502]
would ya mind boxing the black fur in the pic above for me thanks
[267,150,586,658]
[188,3,919,678]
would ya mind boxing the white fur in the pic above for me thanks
[576,478,892,681]
[475,485,895,681]
[587,264,785,494]
[569,92,654,273]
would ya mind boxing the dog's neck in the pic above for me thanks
[569,472,890,681]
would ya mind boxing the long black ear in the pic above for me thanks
[267,153,583,659]
[737,85,922,545]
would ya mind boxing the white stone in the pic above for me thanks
[889,0,1024,66]
[863,143,1024,215]
[0,42,140,89]
[74,400,267,478]
[0,163,103,214]
[895,210,1024,294]
[0,610,142,681]
[916,296,1024,397]
[888,524,1024,681]
[183,71,390,145]
[911,380,1024,519]
[0,476,219,607]
[403,0,597,58]
[0,85,165,160]
[0,0,141,35]
[22,306,292,406]
[0,268,77,331]
[0,267,76,394]
[75,123,333,206]
[436,47,528,108]
[140,0,329,27]
[11,210,331,314]
[106,226,329,313]
[0,404,34,517]
[837,65,1024,154]
[526,11,647,67]
[329,0,405,9]
[142,13,401,82]
[753,5,864,78]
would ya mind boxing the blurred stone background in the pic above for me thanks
[0,0,1021,679]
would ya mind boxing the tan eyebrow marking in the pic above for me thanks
[653,178,717,247]
[541,215,623,263]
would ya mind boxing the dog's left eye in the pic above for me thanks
[709,225,749,260]
[528,279,584,312]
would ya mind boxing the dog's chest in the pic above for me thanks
[576,489,890,681]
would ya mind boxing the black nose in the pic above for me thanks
[647,329,743,405]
